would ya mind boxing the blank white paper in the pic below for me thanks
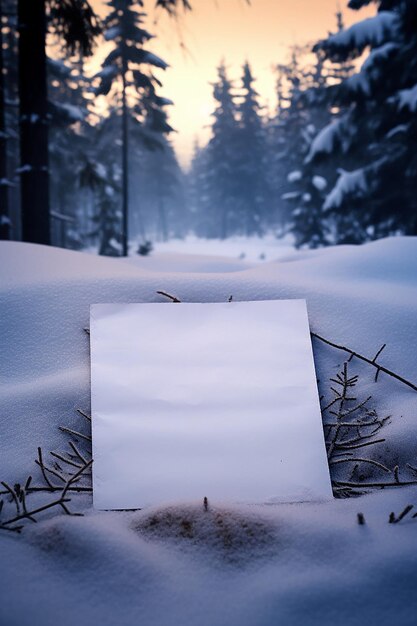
[90,300,332,509]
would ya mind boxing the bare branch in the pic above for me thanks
[311,333,417,392]
[156,290,181,303]
[76,408,91,422]
[59,426,92,442]
[329,457,391,472]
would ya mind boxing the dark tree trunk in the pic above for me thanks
[121,11,128,257]
[18,0,50,245]
[0,4,10,239]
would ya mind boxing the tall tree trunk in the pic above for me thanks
[0,4,10,239]
[18,0,50,245]
[121,22,129,257]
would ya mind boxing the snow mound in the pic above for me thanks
[3,489,417,626]
[134,503,278,565]
[1,238,417,626]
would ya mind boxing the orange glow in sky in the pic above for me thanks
[91,1,375,168]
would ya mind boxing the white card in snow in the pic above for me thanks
[90,300,332,509]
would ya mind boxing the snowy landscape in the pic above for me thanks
[1,0,417,624]
[1,236,417,625]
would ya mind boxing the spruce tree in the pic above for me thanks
[202,62,239,238]
[283,49,335,248]
[235,61,268,236]
[94,0,173,256]
[268,47,313,235]
[80,151,123,256]
[279,11,358,248]
[310,0,417,240]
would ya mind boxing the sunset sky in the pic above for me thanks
[91,0,375,168]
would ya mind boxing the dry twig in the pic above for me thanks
[0,411,93,533]
[312,333,417,392]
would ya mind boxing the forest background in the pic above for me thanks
[1,0,416,256]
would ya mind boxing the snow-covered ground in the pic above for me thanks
[133,233,297,264]
[1,236,417,626]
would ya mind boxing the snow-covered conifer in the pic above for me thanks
[197,62,240,238]
[311,0,417,239]
[235,62,269,235]
[93,0,173,255]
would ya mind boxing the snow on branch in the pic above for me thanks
[128,48,169,70]
[49,102,85,125]
[104,25,121,41]
[342,42,399,97]
[323,167,368,211]
[396,83,417,112]
[93,65,119,96]
[314,12,399,61]
[361,42,399,74]
[144,51,169,70]
[305,118,344,163]
[344,71,372,96]
[47,57,72,79]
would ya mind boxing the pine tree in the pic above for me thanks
[283,49,335,248]
[94,0,173,256]
[278,11,359,248]
[235,61,268,236]
[79,107,123,255]
[310,0,417,240]
[268,46,313,235]
[80,155,123,256]
[199,61,239,238]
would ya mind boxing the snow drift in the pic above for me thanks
[0,237,417,626]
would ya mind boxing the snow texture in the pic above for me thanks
[1,238,417,626]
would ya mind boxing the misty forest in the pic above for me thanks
[1,0,416,256]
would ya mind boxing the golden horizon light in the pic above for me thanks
[90,0,375,168]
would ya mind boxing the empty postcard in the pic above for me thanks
[90,300,332,509]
